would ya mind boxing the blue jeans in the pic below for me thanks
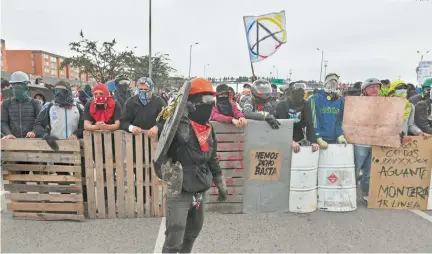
[354,145,372,194]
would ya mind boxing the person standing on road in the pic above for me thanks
[308,73,347,149]
[1,71,41,139]
[79,84,92,106]
[113,74,134,107]
[414,88,432,134]
[161,77,228,253]
[410,78,432,105]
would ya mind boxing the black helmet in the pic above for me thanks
[251,79,272,101]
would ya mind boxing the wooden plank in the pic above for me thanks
[2,164,81,173]
[207,195,243,203]
[150,136,163,217]
[103,132,116,219]
[1,139,80,152]
[94,132,106,219]
[83,131,96,219]
[221,169,244,178]
[5,184,82,193]
[114,131,126,218]
[216,151,243,161]
[3,174,81,183]
[125,133,135,218]
[217,142,244,151]
[2,151,81,164]
[6,193,82,202]
[12,212,85,221]
[216,133,245,142]
[209,185,243,196]
[219,160,244,169]
[135,134,145,217]
[205,203,242,213]
[210,121,245,133]
[8,202,84,212]
[144,136,151,217]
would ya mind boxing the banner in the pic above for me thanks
[342,96,406,147]
[368,137,432,210]
[418,61,432,86]
[243,11,287,63]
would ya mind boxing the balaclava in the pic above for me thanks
[216,84,233,117]
[136,77,154,105]
[12,83,30,102]
[188,93,215,125]
[54,81,74,107]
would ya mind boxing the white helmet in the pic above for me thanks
[10,71,30,84]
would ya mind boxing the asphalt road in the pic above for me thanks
[1,198,432,253]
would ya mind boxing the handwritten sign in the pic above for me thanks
[249,149,282,180]
[368,137,432,210]
[343,96,406,147]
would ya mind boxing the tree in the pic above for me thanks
[61,30,135,83]
[126,53,176,86]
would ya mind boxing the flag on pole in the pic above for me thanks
[243,10,287,63]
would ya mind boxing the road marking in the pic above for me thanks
[153,217,166,253]
[410,210,432,223]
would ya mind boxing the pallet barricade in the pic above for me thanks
[83,130,165,219]
[206,122,245,213]
[1,139,84,221]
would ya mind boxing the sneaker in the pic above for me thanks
[360,195,368,204]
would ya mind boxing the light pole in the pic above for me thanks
[417,50,431,62]
[188,42,199,78]
[289,69,292,82]
[324,60,328,78]
[148,0,152,79]
[203,64,210,77]
[317,48,324,83]
[273,65,279,79]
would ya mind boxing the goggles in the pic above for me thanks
[118,80,131,85]
[195,94,216,105]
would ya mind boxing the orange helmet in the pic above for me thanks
[189,78,216,96]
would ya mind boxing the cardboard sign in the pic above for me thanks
[368,137,432,210]
[343,96,406,147]
[249,149,282,180]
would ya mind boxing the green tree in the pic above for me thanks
[126,53,176,86]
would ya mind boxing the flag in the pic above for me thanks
[243,10,287,63]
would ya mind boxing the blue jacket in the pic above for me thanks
[308,90,344,142]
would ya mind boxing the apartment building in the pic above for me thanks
[1,39,8,72]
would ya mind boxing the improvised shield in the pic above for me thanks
[2,85,54,102]
[153,81,192,179]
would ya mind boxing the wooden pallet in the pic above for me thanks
[207,122,244,214]
[83,130,165,219]
[1,139,84,221]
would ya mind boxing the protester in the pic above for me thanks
[120,77,166,137]
[84,83,121,131]
[79,84,92,106]
[414,88,432,135]
[211,84,247,127]
[1,71,41,139]
[114,74,134,107]
[406,83,417,100]
[308,73,347,149]
[0,78,10,103]
[236,83,252,103]
[410,78,431,105]
[34,80,84,150]
[239,79,281,129]
[269,84,279,109]
[275,83,319,153]
[353,78,381,203]
[162,77,227,253]
[35,77,44,86]
[160,88,170,104]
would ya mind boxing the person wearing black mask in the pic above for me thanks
[34,80,84,150]
[275,83,319,153]
[79,84,92,106]
[211,84,247,127]
[113,74,134,107]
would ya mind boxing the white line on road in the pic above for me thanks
[410,210,432,223]
[153,217,166,253]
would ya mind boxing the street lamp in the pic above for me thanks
[417,50,431,62]
[272,65,279,79]
[289,69,292,82]
[188,42,199,78]
[203,64,210,77]
[324,60,328,78]
[316,48,324,83]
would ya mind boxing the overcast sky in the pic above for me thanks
[1,0,432,84]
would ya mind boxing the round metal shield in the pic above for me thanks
[153,81,191,177]
[2,85,54,102]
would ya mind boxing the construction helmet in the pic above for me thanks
[189,78,216,96]
[361,78,382,91]
[10,71,30,84]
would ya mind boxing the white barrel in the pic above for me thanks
[289,148,319,213]
[318,144,357,212]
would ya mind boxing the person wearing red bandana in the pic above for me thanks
[162,77,228,253]
[83,83,121,131]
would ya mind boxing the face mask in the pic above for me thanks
[394,89,407,96]
[189,103,213,125]
[55,88,74,106]
[12,85,29,102]
[96,104,106,110]
[138,90,152,105]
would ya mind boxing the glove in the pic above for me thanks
[213,174,228,202]
[264,114,281,130]
[316,138,328,150]
[337,135,347,145]
[43,135,59,151]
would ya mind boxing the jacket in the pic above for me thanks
[275,98,317,143]
[120,94,166,132]
[79,89,92,106]
[34,102,84,139]
[409,94,423,106]
[1,97,41,138]
[167,117,222,193]
[239,94,275,121]
[414,99,432,134]
[210,103,244,123]
[308,90,344,142]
